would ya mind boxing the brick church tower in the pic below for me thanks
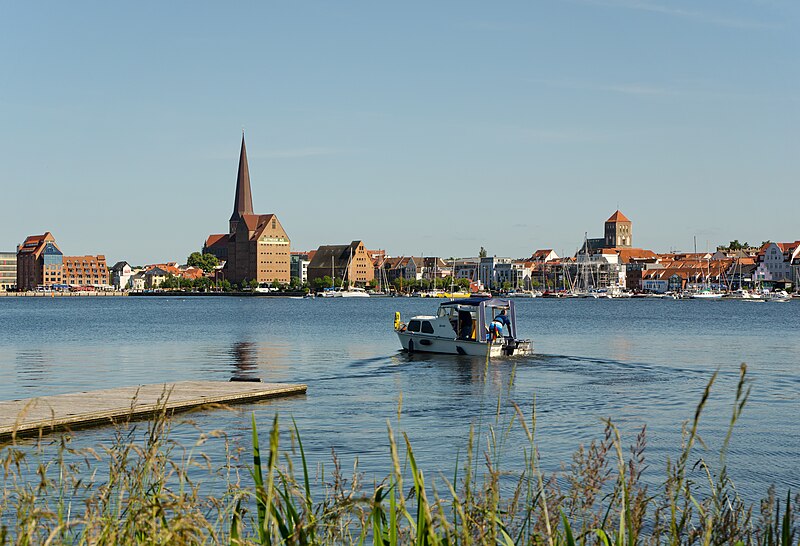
[604,210,632,248]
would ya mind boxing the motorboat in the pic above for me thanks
[394,297,533,357]
[766,290,791,303]
[726,289,763,301]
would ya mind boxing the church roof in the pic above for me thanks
[230,134,254,223]
[606,210,630,223]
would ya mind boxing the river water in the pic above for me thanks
[1,296,798,501]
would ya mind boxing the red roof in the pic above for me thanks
[205,234,228,248]
[606,210,631,223]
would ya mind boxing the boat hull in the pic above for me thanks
[396,331,533,357]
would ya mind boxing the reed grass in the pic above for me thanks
[0,364,796,545]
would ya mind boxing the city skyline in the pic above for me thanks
[1,2,798,265]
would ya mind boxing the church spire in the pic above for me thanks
[230,132,254,233]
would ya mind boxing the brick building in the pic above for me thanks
[63,255,109,288]
[204,134,291,285]
[16,232,63,291]
[307,241,374,287]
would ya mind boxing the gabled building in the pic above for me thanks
[754,241,800,284]
[307,241,374,287]
[16,232,63,291]
[110,261,134,289]
[204,134,291,285]
[529,249,559,263]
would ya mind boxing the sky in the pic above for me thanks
[1,1,798,265]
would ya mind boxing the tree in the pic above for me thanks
[187,252,220,273]
[760,240,771,248]
[271,280,282,290]
[479,247,487,258]
[248,279,259,290]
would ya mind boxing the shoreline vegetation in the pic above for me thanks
[1,365,796,544]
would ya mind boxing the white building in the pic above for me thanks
[110,261,134,289]
[754,242,800,282]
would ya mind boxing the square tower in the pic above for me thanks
[604,210,632,248]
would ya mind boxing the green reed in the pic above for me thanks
[0,363,797,544]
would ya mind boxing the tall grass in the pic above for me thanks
[0,364,796,544]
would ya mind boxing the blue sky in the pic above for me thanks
[1,1,797,264]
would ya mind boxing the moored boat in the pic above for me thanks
[394,297,533,357]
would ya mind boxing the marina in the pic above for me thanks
[0,294,797,502]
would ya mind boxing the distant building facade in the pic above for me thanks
[204,134,291,285]
[307,241,374,287]
[63,255,109,288]
[110,261,134,289]
[290,252,310,284]
[0,252,16,291]
[16,232,63,291]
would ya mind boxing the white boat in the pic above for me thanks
[726,289,763,300]
[690,289,724,300]
[766,290,791,303]
[320,286,370,298]
[319,249,370,298]
[394,297,533,357]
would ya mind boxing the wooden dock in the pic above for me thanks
[0,381,307,441]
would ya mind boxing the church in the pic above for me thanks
[204,135,291,285]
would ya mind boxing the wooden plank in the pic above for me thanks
[0,381,307,440]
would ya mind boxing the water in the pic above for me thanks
[1,296,798,500]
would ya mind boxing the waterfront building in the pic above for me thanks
[421,257,449,280]
[307,241,374,287]
[478,256,512,290]
[753,241,800,284]
[204,134,291,285]
[290,252,310,284]
[381,256,405,283]
[129,270,147,291]
[16,232,63,291]
[63,255,109,288]
[529,249,559,263]
[0,252,16,291]
[453,257,480,282]
[110,261,134,289]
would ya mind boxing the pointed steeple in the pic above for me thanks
[230,132,254,233]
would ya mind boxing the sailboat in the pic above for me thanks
[323,248,370,298]
[690,258,723,299]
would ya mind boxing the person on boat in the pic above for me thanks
[490,310,511,341]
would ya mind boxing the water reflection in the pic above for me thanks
[228,341,291,381]
[15,349,53,385]
[230,341,257,379]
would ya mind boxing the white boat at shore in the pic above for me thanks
[394,297,533,357]
[320,286,370,298]
[766,290,791,303]
[690,289,724,300]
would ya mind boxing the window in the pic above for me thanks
[421,321,435,334]
[407,320,421,333]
